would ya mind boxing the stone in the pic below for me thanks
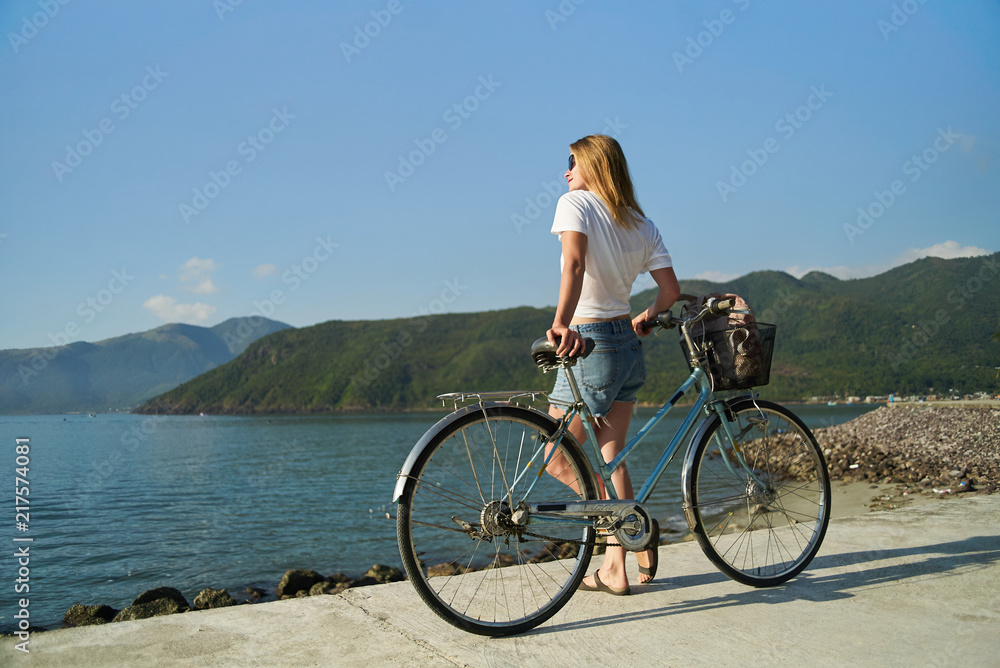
[276,569,325,597]
[194,588,237,610]
[132,586,188,607]
[309,581,339,596]
[426,562,470,577]
[346,576,380,589]
[113,597,188,622]
[63,603,117,627]
[365,564,405,584]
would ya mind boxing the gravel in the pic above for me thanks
[814,404,1000,495]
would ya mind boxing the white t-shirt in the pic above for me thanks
[550,190,672,319]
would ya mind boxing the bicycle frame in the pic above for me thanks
[518,355,767,533]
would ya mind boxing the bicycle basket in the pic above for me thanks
[681,323,776,391]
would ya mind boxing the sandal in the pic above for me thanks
[578,570,630,596]
[638,518,660,583]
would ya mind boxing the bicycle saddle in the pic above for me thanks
[530,336,596,368]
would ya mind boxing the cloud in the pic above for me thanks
[892,241,991,264]
[253,264,277,278]
[690,270,742,283]
[179,257,220,294]
[786,240,993,280]
[143,295,218,323]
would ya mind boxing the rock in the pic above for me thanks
[426,562,470,577]
[309,581,339,596]
[276,569,325,598]
[132,586,189,608]
[346,576,380,589]
[244,587,265,601]
[365,564,404,584]
[194,588,237,610]
[113,597,188,622]
[63,603,117,627]
[327,572,352,585]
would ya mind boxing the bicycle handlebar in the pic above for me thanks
[707,297,734,316]
[640,296,740,334]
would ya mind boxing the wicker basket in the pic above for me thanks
[681,323,776,391]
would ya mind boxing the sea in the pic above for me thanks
[1,402,878,633]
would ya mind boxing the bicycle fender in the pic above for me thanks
[679,396,756,531]
[391,401,560,503]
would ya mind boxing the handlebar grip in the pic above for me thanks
[708,298,734,316]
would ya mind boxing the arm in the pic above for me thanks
[632,266,680,337]
[547,231,587,356]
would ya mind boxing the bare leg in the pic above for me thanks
[547,402,656,587]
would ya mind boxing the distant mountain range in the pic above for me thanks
[0,318,291,414]
[135,253,1000,415]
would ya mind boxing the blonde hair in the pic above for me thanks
[570,134,645,228]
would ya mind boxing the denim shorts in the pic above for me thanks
[548,319,647,418]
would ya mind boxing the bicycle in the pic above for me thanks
[392,296,831,636]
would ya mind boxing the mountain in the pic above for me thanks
[137,253,1000,415]
[0,317,292,414]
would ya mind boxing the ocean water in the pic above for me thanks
[1,402,877,632]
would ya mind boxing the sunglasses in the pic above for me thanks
[568,154,576,170]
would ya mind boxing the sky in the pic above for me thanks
[1,1,998,351]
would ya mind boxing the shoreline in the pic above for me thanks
[10,478,963,636]
[7,403,996,635]
[6,493,997,666]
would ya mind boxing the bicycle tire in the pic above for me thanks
[684,399,830,587]
[396,404,599,636]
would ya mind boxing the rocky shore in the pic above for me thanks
[60,565,407,628]
[53,404,997,632]
[816,404,999,494]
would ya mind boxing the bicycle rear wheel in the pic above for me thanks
[684,399,830,587]
[396,404,598,636]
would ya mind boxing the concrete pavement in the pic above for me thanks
[4,492,999,667]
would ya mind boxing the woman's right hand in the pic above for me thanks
[547,324,583,357]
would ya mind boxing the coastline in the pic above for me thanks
[6,402,996,636]
[4,492,998,666]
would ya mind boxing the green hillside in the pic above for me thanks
[137,253,999,415]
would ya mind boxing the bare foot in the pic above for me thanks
[636,546,656,584]
[581,567,629,592]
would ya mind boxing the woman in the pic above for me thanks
[546,134,680,596]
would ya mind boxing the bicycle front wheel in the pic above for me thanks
[396,404,599,636]
[684,399,830,587]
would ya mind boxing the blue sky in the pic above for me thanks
[1,1,998,351]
